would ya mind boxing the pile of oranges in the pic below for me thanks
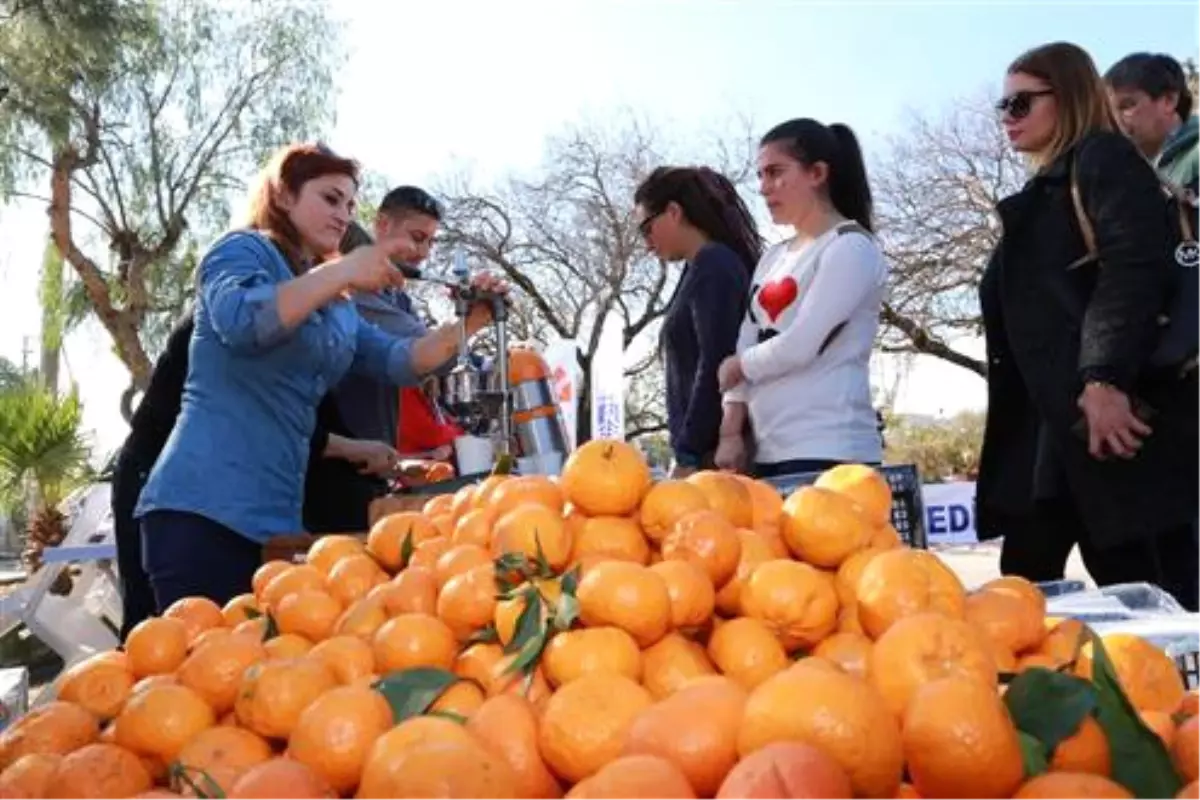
[0,439,1197,798]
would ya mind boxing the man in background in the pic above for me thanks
[303,186,453,532]
[1105,53,1198,200]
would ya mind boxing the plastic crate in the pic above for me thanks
[761,464,928,550]
[1178,650,1199,690]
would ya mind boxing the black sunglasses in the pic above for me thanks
[639,210,663,238]
[995,90,1053,120]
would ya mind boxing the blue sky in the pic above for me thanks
[0,0,1196,455]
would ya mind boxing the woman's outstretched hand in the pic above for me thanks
[334,233,422,293]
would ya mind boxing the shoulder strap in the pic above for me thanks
[1068,155,1196,270]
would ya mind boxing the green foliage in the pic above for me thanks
[0,0,345,385]
[884,410,984,482]
[0,381,91,515]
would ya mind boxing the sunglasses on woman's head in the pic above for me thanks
[995,90,1053,120]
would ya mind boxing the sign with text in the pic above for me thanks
[921,481,979,546]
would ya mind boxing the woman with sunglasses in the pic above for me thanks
[134,143,507,610]
[978,42,1198,609]
[633,166,764,476]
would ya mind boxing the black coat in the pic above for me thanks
[977,130,1198,550]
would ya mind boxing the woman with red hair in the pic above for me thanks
[134,143,505,609]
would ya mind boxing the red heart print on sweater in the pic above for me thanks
[758,276,798,323]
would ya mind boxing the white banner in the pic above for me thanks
[542,338,581,452]
[920,481,979,546]
[589,316,625,441]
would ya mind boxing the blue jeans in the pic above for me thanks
[140,510,261,612]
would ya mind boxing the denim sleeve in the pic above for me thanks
[351,317,420,387]
[198,233,289,354]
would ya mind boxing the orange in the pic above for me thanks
[1049,714,1110,775]
[1179,690,1200,719]
[538,673,653,784]
[650,560,716,631]
[163,597,225,645]
[1077,634,1186,714]
[260,564,327,610]
[576,560,672,648]
[706,617,790,690]
[903,676,1025,799]
[716,741,853,799]
[813,463,892,527]
[714,530,778,617]
[1013,772,1133,798]
[737,663,903,798]
[335,597,389,640]
[424,494,454,518]
[1180,779,1200,799]
[429,680,486,717]
[378,566,438,616]
[567,754,696,799]
[54,651,134,720]
[287,685,393,794]
[495,578,560,647]
[639,480,711,544]
[0,753,62,797]
[623,676,747,796]
[125,617,190,678]
[452,507,497,548]
[227,757,336,798]
[734,475,784,530]
[965,588,1046,655]
[472,475,512,510]
[454,643,505,689]
[739,559,839,651]
[233,658,337,740]
[812,631,873,679]
[1,703,96,769]
[450,484,477,520]
[561,439,652,516]
[250,561,291,599]
[273,589,342,643]
[263,632,313,660]
[467,694,563,799]
[434,543,493,588]
[641,633,719,699]
[1175,715,1199,784]
[371,612,458,673]
[1037,618,1087,664]
[326,553,387,607]
[222,594,261,627]
[307,635,377,685]
[855,549,966,638]
[436,563,498,642]
[685,471,753,528]
[173,726,272,796]
[867,612,999,718]
[114,683,215,762]
[306,534,366,576]
[43,742,151,799]
[492,503,572,571]
[408,536,453,573]
[542,626,643,687]
[571,516,652,566]
[366,512,438,571]
[780,486,872,568]
[661,509,742,590]
[176,634,268,715]
[487,655,553,710]
[489,474,565,517]
[834,546,888,606]
[871,522,904,549]
[357,739,518,799]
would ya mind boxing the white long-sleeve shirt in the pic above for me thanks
[725,222,887,465]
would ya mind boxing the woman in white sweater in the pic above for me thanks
[717,118,888,478]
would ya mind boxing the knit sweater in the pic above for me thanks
[725,222,887,465]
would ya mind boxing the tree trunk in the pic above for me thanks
[48,147,153,392]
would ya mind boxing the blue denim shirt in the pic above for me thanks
[134,230,418,542]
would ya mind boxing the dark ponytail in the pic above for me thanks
[760,118,875,232]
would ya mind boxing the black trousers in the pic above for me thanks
[1000,493,1199,612]
[140,510,261,611]
[110,450,159,641]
